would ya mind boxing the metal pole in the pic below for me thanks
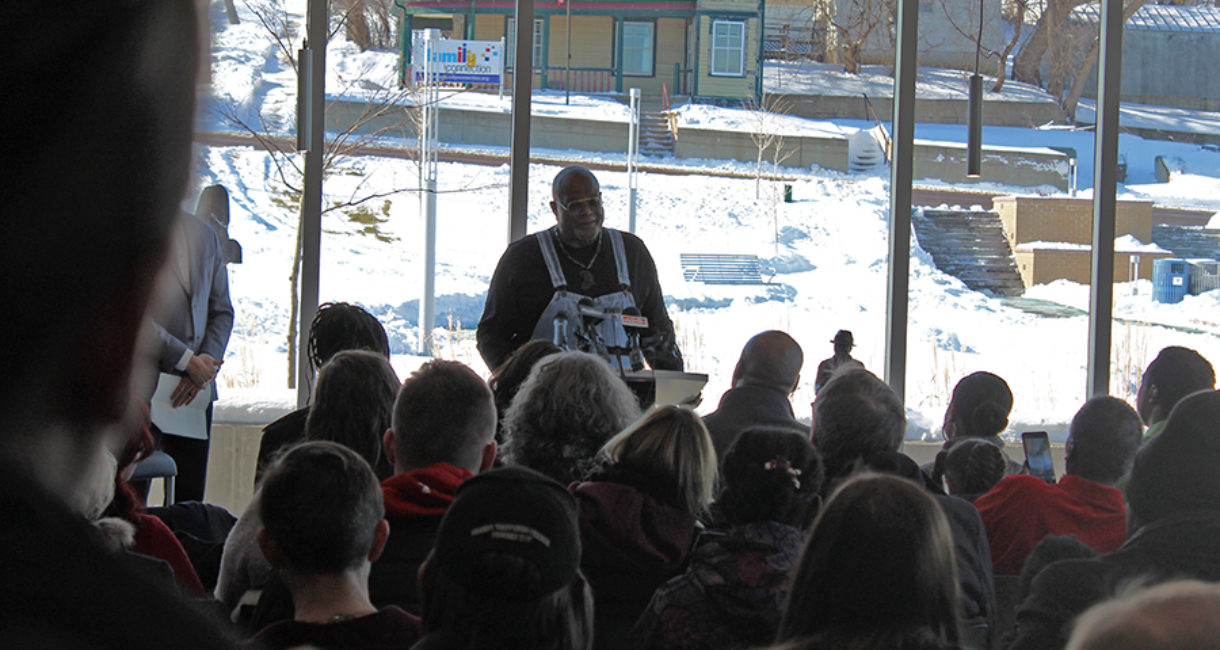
[565,0,572,105]
[884,0,918,403]
[421,31,440,356]
[297,0,327,407]
[628,88,640,234]
[508,0,535,243]
[1087,0,1124,398]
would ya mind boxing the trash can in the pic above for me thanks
[783,184,793,203]
[1153,258,1189,304]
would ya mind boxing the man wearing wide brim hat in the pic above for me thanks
[814,329,863,393]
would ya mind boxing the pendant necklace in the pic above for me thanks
[554,228,602,292]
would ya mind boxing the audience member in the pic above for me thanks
[1065,580,1220,650]
[632,428,823,649]
[702,331,808,458]
[217,351,399,613]
[573,405,717,649]
[929,371,1021,478]
[813,329,863,393]
[488,339,562,440]
[501,350,641,484]
[249,442,421,649]
[1135,346,1214,444]
[413,466,593,650]
[106,417,206,596]
[0,1,238,644]
[1008,390,1220,650]
[256,302,391,483]
[812,368,995,647]
[768,474,961,650]
[975,396,1141,575]
[370,360,498,615]
[939,438,1007,502]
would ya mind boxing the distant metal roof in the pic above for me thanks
[1072,3,1220,33]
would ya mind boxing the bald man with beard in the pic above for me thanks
[703,331,808,458]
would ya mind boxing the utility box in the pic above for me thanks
[1188,259,1219,296]
[1153,258,1189,304]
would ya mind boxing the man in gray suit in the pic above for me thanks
[152,206,234,502]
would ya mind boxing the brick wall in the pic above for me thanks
[1014,247,1173,288]
[993,195,1154,250]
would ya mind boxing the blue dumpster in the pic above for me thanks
[1153,258,1189,304]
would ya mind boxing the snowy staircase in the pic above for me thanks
[1152,224,1220,261]
[640,109,676,157]
[913,209,1026,297]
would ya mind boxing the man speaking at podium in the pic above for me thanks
[477,165,683,372]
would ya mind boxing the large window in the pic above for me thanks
[710,20,745,77]
[506,18,544,69]
[622,21,654,76]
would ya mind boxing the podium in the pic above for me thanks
[623,370,709,409]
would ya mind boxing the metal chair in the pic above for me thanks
[130,450,178,505]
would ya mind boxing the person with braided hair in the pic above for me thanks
[937,438,1007,502]
[632,427,823,649]
[255,301,391,484]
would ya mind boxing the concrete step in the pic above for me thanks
[1152,225,1220,261]
[912,209,1026,297]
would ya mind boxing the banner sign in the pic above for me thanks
[412,38,504,84]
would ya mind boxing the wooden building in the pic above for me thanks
[398,0,764,101]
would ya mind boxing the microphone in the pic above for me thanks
[576,298,609,359]
[623,307,647,371]
[552,312,569,349]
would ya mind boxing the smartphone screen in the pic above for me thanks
[1022,431,1055,483]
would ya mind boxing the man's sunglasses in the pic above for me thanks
[555,192,603,213]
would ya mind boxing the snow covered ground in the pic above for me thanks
[203,1,1220,441]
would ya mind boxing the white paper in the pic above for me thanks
[150,372,211,439]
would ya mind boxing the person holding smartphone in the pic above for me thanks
[974,396,1143,575]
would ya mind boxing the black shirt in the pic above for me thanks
[476,228,682,371]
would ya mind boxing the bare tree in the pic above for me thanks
[222,0,425,387]
[747,94,796,198]
[828,0,898,73]
[336,0,398,51]
[1061,0,1150,118]
[941,0,1026,91]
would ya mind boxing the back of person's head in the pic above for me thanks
[776,474,960,648]
[1139,346,1215,426]
[719,428,823,527]
[1066,580,1220,650]
[489,340,562,423]
[421,466,593,650]
[1017,535,1098,602]
[0,1,198,491]
[1126,390,1220,527]
[195,184,230,225]
[258,441,385,575]
[942,437,1007,498]
[813,368,905,465]
[501,350,641,484]
[599,405,718,516]
[944,371,1012,439]
[392,360,496,473]
[307,301,391,372]
[1065,396,1143,485]
[732,330,803,392]
[305,350,400,475]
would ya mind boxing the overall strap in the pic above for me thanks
[536,229,568,290]
[608,229,631,290]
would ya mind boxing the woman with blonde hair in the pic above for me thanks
[771,473,962,650]
[572,405,717,649]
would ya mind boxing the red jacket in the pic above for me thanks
[975,474,1126,575]
[134,513,205,596]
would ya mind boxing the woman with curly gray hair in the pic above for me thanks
[500,350,641,485]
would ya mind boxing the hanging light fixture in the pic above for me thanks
[967,0,984,177]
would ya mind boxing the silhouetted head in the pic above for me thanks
[1137,346,1214,427]
[732,330,803,393]
[390,360,497,475]
[943,371,1012,440]
[307,302,391,373]
[1065,396,1143,485]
